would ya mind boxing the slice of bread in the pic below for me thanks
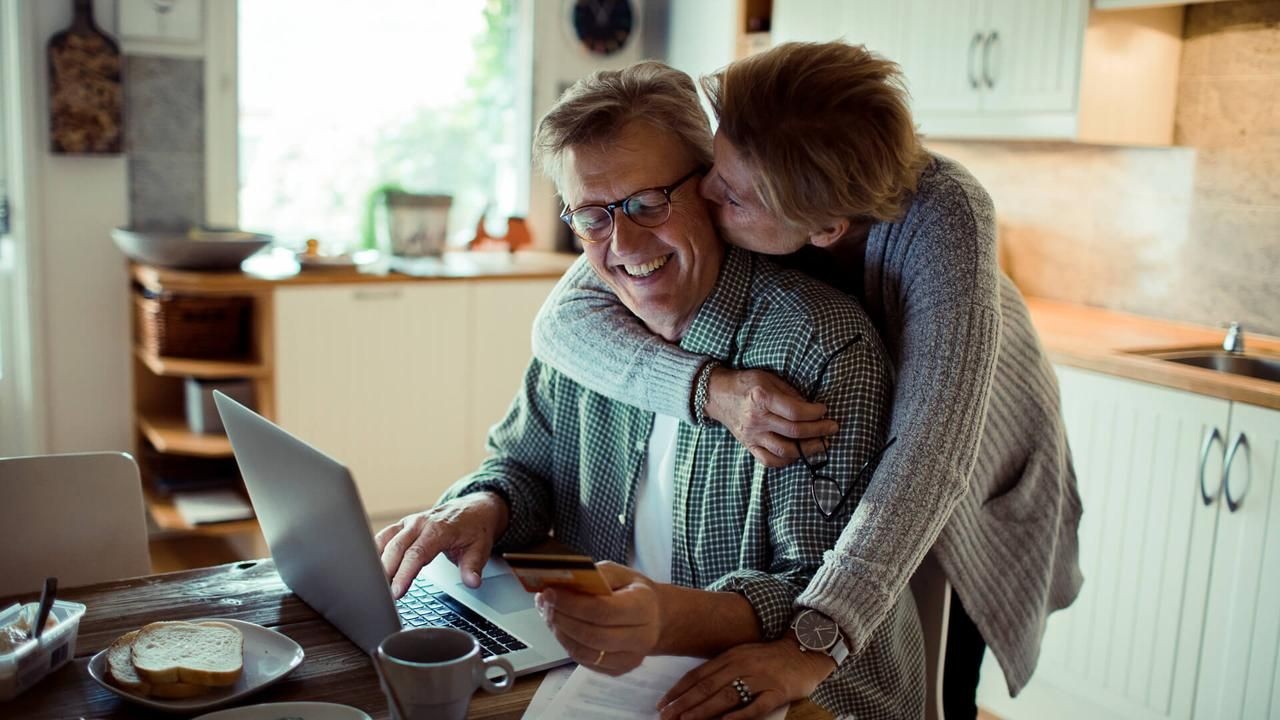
[131,621,244,687]
[107,628,217,699]
[106,630,151,695]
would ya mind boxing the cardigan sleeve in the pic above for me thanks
[796,164,1004,657]
[530,255,708,424]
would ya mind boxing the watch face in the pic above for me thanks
[572,0,633,56]
[795,611,839,652]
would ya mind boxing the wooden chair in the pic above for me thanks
[0,452,151,596]
[910,553,952,720]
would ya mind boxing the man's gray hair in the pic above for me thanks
[534,61,714,195]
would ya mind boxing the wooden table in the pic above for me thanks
[5,560,829,719]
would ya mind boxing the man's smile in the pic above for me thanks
[618,253,673,278]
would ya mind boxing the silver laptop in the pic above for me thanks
[213,391,570,675]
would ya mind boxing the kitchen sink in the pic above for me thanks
[1145,350,1280,383]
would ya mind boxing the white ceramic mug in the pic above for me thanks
[373,627,515,720]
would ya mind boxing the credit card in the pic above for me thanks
[502,553,613,596]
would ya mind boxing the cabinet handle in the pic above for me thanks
[1223,433,1250,513]
[352,288,403,301]
[1199,427,1225,505]
[968,32,984,89]
[982,30,999,89]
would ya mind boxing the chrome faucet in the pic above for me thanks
[1223,322,1245,354]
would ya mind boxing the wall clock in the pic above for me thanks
[571,0,634,56]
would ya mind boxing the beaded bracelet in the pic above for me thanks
[693,360,720,426]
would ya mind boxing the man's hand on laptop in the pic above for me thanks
[374,491,510,599]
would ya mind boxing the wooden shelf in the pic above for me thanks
[142,483,258,537]
[135,347,268,379]
[138,412,233,457]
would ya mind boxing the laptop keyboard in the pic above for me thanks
[396,578,529,658]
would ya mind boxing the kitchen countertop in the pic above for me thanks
[130,256,1278,409]
[1027,297,1280,410]
[131,250,580,295]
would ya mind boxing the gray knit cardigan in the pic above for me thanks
[529,154,1083,695]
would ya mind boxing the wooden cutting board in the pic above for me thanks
[47,0,123,155]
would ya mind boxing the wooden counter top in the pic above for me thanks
[131,250,579,295]
[1027,297,1280,410]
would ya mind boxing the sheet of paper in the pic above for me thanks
[532,655,787,720]
[521,664,574,719]
[172,488,255,525]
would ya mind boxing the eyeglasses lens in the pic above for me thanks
[810,476,844,517]
[568,207,612,243]
[623,190,671,227]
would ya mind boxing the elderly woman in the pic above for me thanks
[531,42,1083,720]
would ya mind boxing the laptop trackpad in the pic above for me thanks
[460,574,533,615]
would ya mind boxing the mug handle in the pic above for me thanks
[477,655,516,694]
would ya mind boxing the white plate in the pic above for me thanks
[194,702,372,720]
[87,618,305,713]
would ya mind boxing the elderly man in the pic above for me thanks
[376,61,923,718]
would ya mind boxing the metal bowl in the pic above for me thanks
[111,227,272,271]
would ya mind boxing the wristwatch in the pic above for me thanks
[790,609,850,665]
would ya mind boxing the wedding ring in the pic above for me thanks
[595,648,606,666]
[732,677,752,706]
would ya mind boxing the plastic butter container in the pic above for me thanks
[0,599,87,701]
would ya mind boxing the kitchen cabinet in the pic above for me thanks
[274,283,473,519]
[1094,0,1232,9]
[891,0,1085,122]
[273,277,562,520]
[667,0,777,80]
[772,0,910,61]
[467,279,558,470]
[128,258,570,547]
[1194,402,1280,719]
[977,367,1280,720]
[769,0,1181,144]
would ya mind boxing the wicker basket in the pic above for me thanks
[136,289,251,359]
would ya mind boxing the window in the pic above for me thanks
[237,0,526,252]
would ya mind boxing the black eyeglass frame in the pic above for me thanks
[559,165,705,244]
[796,436,898,521]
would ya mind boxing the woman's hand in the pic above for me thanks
[657,636,836,720]
[704,367,838,467]
[537,562,661,676]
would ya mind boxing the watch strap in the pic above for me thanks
[829,633,850,665]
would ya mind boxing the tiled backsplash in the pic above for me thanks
[933,0,1279,337]
[124,55,205,229]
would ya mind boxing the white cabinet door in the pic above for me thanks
[1194,403,1280,720]
[467,279,557,471]
[982,0,1086,114]
[771,0,838,44]
[274,283,472,519]
[898,0,985,115]
[667,0,739,80]
[772,0,910,60]
[978,367,1230,720]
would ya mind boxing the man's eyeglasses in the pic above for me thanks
[797,436,898,520]
[560,166,704,244]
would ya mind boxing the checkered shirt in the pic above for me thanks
[444,247,923,717]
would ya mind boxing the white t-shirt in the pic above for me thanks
[628,414,679,584]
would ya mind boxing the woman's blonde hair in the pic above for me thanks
[534,61,713,194]
[701,41,931,229]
